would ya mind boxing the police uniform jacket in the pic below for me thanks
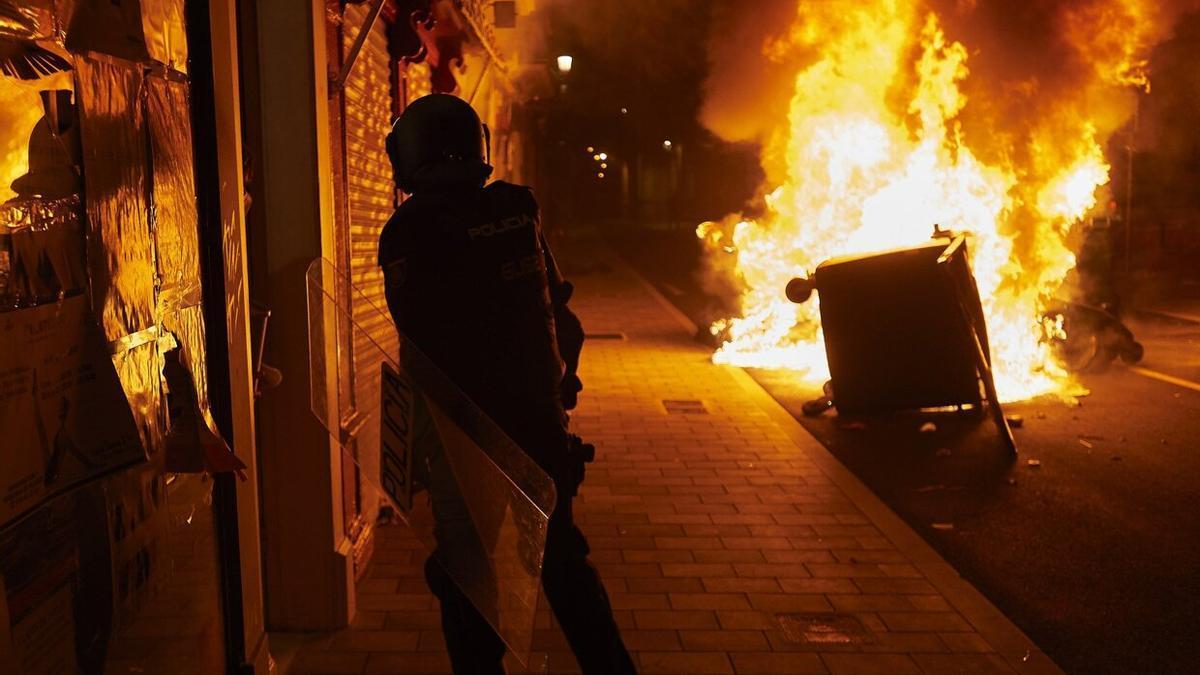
[377,181,582,479]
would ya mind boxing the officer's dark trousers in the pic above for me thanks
[425,494,636,674]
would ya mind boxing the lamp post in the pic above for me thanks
[553,54,575,226]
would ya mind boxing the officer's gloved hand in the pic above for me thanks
[561,373,583,410]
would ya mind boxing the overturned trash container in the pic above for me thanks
[787,234,1017,455]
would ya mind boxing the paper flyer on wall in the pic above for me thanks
[0,295,145,529]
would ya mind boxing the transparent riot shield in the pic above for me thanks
[305,258,556,667]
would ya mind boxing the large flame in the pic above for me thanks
[699,1,1164,402]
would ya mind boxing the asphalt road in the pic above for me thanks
[607,226,1200,675]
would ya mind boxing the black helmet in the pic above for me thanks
[386,94,492,192]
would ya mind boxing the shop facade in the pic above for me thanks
[2,1,543,672]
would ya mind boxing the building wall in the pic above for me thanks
[0,0,266,671]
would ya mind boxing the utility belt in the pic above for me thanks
[563,434,595,498]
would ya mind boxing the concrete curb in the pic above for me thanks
[618,254,1065,675]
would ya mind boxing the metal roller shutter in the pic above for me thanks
[342,2,398,540]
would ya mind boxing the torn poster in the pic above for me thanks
[0,295,145,528]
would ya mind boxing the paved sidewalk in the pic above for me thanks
[287,237,1060,674]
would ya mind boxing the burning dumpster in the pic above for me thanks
[786,233,1016,454]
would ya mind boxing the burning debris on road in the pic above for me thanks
[695,0,1191,403]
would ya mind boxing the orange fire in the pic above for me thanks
[700,1,1166,402]
[0,82,47,204]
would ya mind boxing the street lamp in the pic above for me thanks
[556,54,573,74]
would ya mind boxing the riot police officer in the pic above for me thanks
[378,94,635,675]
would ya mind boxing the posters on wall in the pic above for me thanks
[0,463,176,675]
[0,295,145,529]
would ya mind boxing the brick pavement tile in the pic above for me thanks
[937,632,994,653]
[590,535,659,550]
[773,514,843,525]
[747,524,818,538]
[778,578,860,595]
[356,594,437,612]
[763,549,837,564]
[730,652,829,674]
[679,629,769,652]
[821,653,922,674]
[722,536,794,550]
[620,523,692,537]
[732,563,811,579]
[383,611,441,630]
[638,651,734,674]
[623,549,695,563]
[693,549,767,563]
[747,594,835,614]
[610,593,672,610]
[711,513,776,525]
[363,652,451,674]
[880,563,925,578]
[350,611,388,630]
[684,524,754,537]
[677,503,741,515]
[289,651,368,674]
[634,609,721,630]
[622,629,683,651]
[912,653,1016,674]
[832,549,909,564]
[416,630,446,652]
[626,577,706,593]
[367,563,420,579]
[861,633,950,654]
[655,536,725,549]
[327,630,421,652]
[669,593,752,610]
[703,578,784,594]
[661,563,735,578]
[857,536,896,549]
[806,563,890,578]
[357,578,399,595]
[596,562,663,578]
[828,594,921,612]
[585,547,621,563]
[880,612,975,633]
[602,577,629,594]
[857,613,892,633]
[393,578,431,594]
[372,548,418,563]
[854,578,938,594]
[716,610,778,630]
[907,595,952,612]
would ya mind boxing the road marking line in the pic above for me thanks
[1129,366,1200,393]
